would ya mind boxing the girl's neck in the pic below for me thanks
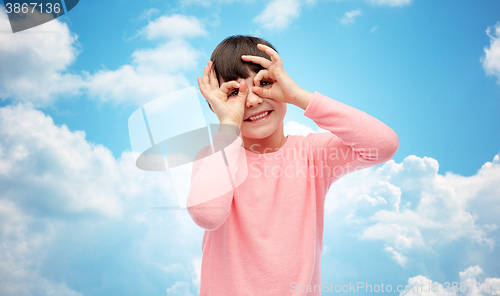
[242,125,287,154]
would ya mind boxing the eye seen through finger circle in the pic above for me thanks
[229,89,239,97]
[259,80,272,88]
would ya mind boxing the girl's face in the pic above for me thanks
[228,71,287,141]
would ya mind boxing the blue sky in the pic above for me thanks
[0,0,499,295]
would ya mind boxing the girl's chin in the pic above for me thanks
[241,129,276,139]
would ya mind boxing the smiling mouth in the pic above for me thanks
[244,110,272,122]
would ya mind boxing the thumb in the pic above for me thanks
[236,80,249,102]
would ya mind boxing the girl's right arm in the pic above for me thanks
[186,61,248,230]
[186,128,246,230]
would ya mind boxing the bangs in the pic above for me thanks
[210,35,278,85]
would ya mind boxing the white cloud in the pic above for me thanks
[251,0,409,31]
[192,258,202,287]
[0,199,83,296]
[284,121,315,136]
[0,103,123,218]
[0,103,204,295]
[384,246,408,267]
[139,8,160,20]
[0,10,82,106]
[166,281,194,296]
[253,0,302,31]
[459,266,500,296]
[400,275,456,296]
[324,152,500,266]
[84,16,205,105]
[341,10,362,25]
[1,103,500,294]
[481,22,500,85]
[0,13,205,106]
[369,0,412,6]
[140,14,207,40]
[84,65,190,105]
[400,266,500,296]
[132,39,201,74]
[284,121,330,137]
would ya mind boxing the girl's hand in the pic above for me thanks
[241,44,303,105]
[197,61,248,129]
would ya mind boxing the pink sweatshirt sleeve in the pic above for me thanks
[303,91,399,185]
[186,131,246,231]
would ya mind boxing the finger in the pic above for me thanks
[197,76,206,93]
[208,61,219,89]
[198,76,215,108]
[240,55,272,68]
[219,81,240,95]
[251,86,272,99]
[253,69,270,86]
[198,76,211,101]
[257,44,283,68]
[197,76,204,92]
[257,44,281,62]
[234,81,249,107]
[237,80,249,99]
[202,65,210,86]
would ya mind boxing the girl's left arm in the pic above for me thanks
[299,91,399,184]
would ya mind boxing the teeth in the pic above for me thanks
[248,111,269,121]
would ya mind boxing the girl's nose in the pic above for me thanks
[245,88,263,108]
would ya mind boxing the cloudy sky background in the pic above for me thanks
[0,0,499,295]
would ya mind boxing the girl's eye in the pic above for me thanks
[229,90,239,97]
[260,80,272,87]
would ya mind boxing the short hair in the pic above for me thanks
[205,35,278,110]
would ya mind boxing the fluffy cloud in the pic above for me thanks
[0,103,123,218]
[139,8,160,20]
[1,105,500,294]
[84,15,206,105]
[140,14,207,40]
[253,0,302,31]
[341,9,362,25]
[0,103,203,295]
[132,40,201,73]
[481,22,500,85]
[252,0,410,31]
[0,11,82,106]
[284,120,316,136]
[283,121,499,272]
[83,65,190,105]
[166,281,194,295]
[284,120,329,136]
[323,152,499,267]
[400,266,500,296]
[0,12,205,106]
[83,38,200,105]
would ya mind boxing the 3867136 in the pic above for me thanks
[5,2,62,14]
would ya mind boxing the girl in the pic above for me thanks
[187,35,399,295]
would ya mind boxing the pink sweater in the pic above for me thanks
[187,92,399,295]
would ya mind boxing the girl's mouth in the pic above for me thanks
[244,110,272,123]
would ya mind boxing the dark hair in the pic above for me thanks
[205,35,278,110]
